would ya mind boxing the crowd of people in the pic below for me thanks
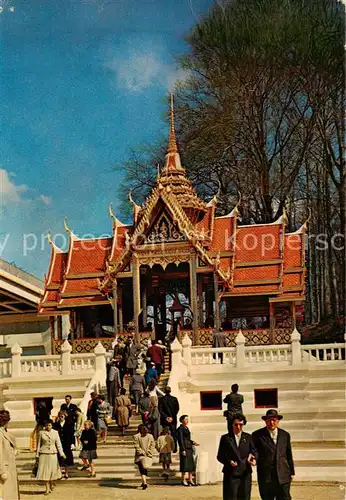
[0,334,295,499]
[22,336,200,494]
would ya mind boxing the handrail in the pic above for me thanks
[302,343,344,349]
[246,344,291,352]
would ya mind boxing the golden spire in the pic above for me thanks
[168,92,178,154]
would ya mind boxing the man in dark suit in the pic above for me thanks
[158,386,180,452]
[252,409,295,500]
[60,395,77,425]
[217,413,257,500]
[223,384,244,433]
[213,328,227,364]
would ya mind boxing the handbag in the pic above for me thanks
[140,456,153,469]
[32,457,39,477]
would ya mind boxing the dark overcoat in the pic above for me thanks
[251,427,295,485]
[217,431,257,500]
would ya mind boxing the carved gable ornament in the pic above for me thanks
[146,212,186,244]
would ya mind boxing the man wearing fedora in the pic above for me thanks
[217,413,257,500]
[252,409,295,500]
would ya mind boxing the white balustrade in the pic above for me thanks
[191,347,236,366]
[20,355,61,373]
[0,359,11,377]
[301,343,345,362]
[245,345,291,364]
[70,354,96,372]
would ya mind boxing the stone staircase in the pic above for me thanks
[181,363,346,483]
[16,371,181,486]
[3,373,92,449]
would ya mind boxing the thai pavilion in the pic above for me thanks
[39,100,307,353]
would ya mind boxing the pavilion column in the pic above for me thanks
[132,257,141,343]
[213,273,221,331]
[197,274,204,328]
[189,254,198,345]
[292,302,296,329]
[269,302,275,343]
[119,286,124,333]
[112,279,119,336]
[142,276,147,328]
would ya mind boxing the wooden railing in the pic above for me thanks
[178,328,291,346]
[53,331,153,354]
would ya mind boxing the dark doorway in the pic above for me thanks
[254,389,278,408]
[200,391,222,410]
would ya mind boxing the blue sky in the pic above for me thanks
[0,0,214,279]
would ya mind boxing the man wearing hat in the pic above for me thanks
[252,409,295,500]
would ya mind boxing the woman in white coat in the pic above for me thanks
[0,410,20,500]
[36,419,66,495]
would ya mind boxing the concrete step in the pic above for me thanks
[18,475,181,485]
[192,419,346,433]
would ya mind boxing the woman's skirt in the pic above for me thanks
[179,449,195,472]
[79,449,97,461]
[36,454,62,481]
[97,418,107,431]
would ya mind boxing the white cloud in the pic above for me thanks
[0,169,53,208]
[107,48,189,93]
[39,195,52,206]
[0,169,28,205]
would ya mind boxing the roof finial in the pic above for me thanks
[168,92,178,154]
[47,229,53,245]
[109,203,116,222]
[129,190,137,207]
[64,217,72,234]
[157,163,160,180]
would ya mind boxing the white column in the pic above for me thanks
[60,340,72,375]
[113,280,119,335]
[291,328,302,365]
[196,450,209,485]
[235,330,246,368]
[168,337,183,396]
[11,343,22,377]
[94,342,107,387]
[182,333,192,376]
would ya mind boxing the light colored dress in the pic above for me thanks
[115,395,132,428]
[0,427,19,500]
[36,429,64,481]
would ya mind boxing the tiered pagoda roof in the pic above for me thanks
[39,98,307,315]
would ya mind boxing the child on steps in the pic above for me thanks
[156,427,175,478]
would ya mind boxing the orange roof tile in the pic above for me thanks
[235,224,282,262]
[110,226,129,262]
[282,273,302,288]
[210,217,234,251]
[58,296,108,307]
[234,264,280,282]
[230,284,280,294]
[284,233,303,268]
[66,237,112,275]
[196,206,214,238]
[61,278,102,295]
[41,290,59,305]
[46,250,67,288]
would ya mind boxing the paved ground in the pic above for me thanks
[20,482,346,499]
